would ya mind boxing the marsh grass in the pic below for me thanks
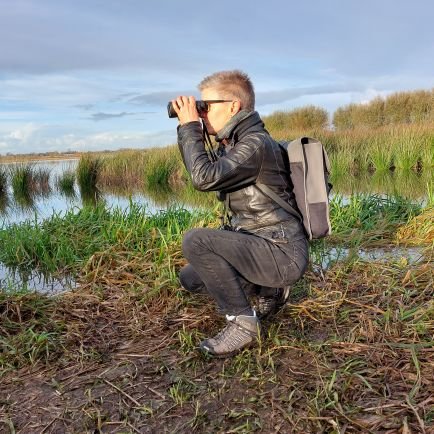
[56,170,76,197]
[99,149,148,187]
[1,246,432,432]
[77,154,101,194]
[396,206,434,246]
[9,164,36,210]
[0,204,215,275]
[263,116,433,175]
[370,141,394,172]
[0,194,432,432]
[98,146,187,190]
[0,195,425,276]
[329,194,421,246]
[263,105,329,135]
[393,133,423,171]
[329,150,354,178]
[0,168,8,215]
[420,137,434,169]
[143,145,184,189]
[0,166,7,196]
[32,167,51,196]
[333,88,434,129]
[63,107,433,196]
[10,164,33,196]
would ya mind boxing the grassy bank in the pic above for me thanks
[98,146,185,189]
[0,196,432,432]
[263,117,434,176]
[0,194,429,276]
[76,120,433,193]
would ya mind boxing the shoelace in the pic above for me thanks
[213,319,255,346]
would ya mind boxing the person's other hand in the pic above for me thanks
[171,96,200,125]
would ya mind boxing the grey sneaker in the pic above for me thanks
[256,286,291,319]
[200,314,261,357]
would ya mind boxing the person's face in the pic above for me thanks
[200,87,240,135]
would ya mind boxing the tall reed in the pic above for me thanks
[370,144,393,172]
[9,164,37,211]
[0,167,8,216]
[32,168,51,196]
[142,145,185,190]
[263,105,329,137]
[0,193,8,216]
[333,88,434,129]
[10,164,33,197]
[264,106,433,174]
[56,170,76,197]
[77,155,101,193]
[329,150,355,178]
[99,149,148,187]
[0,166,7,196]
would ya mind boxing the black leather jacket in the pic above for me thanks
[177,110,305,240]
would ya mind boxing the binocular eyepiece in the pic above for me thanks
[167,101,209,118]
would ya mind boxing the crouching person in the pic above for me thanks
[171,70,308,357]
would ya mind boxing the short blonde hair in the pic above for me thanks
[198,70,255,111]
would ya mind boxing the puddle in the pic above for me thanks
[0,263,76,295]
[312,245,426,270]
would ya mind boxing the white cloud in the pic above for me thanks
[0,74,111,106]
[1,0,434,155]
[0,123,176,154]
[7,123,41,141]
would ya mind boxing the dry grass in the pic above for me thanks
[0,195,432,433]
[396,207,434,246]
[1,245,432,432]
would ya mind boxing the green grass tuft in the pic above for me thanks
[77,155,101,194]
[56,170,76,197]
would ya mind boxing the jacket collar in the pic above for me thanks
[215,110,264,143]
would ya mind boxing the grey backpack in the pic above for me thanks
[257,136,332,240]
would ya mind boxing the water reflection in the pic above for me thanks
[12,189,35,213]
[0,192,9,215]
[0,263,76,294]
[0,159,431,293]
[0,159,431,228]
[331,170,432,199]
[311,245,425,270]
[80,185,103,207]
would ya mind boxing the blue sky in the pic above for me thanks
[1,0,434,155]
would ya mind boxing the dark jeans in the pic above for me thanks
[180,227,308,316]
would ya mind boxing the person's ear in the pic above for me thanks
[231,100,241,115]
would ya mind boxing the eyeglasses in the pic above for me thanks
[196,100,233,113]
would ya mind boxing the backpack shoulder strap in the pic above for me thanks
[255,182,302,223]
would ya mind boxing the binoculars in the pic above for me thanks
[167,99,232,118]
[167,100,210,118]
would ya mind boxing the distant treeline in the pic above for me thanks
[264,88,434,132]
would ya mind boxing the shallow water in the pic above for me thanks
[1,160,431,228]
[0,245,425,295]
[0,263,76,294]
[0,159,431,293]
[312,245,426,270]
[0,160,203,227]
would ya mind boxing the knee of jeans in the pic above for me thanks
[182,228,207,259]
[179,265,192,290]
[178,266,187,289]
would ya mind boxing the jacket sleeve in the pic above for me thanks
[177,121,263,192]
